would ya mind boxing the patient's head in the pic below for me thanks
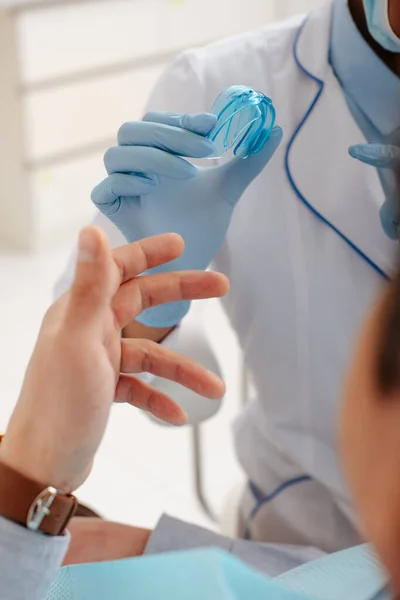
[341,260,400,590]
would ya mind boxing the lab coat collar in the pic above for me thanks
[330,0,400,137]
[295,1,333,83]
[287,1,398,277]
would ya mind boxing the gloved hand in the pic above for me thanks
[349,141,400,240]
[92,111,283,327]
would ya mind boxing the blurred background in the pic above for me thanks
[0,0,324,532]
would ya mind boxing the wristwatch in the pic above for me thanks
[0,433,78,535]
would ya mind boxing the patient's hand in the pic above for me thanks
[63,518,151,566]
[0,228,228,496]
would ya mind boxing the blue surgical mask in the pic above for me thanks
[362,0,400,53]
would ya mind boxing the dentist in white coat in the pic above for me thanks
[56,0,400,555]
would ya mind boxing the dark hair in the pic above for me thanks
[376,258,400,394]
[375,148,400,394]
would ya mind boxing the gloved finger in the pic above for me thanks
[380,196,400,240]
[115,374,188,426]
[118,121,215,158]
[215,125,283,204]
[143,111,217,137]
[91,173,156,211]
[112,270,230,329]
[120,338,225,400]
[66,227,114,326]
[111,233,185,283]
[216,127,283,203]
[349,144,400,169]
[104,145,197,179]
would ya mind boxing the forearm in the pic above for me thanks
[0,517,69,600]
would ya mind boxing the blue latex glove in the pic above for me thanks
[92,112,283,327]
[349,141,400,240]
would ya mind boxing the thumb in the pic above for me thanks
[67,226,114,325]
[349,143,400,169]
[215,126,283,204]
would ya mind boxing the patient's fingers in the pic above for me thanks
[67,227,114,325]
[115,375,188,426]
[113,270,230,329]
[111,233,184,286]
[120,338,225,400]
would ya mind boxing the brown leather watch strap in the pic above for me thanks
[0,456,78,536]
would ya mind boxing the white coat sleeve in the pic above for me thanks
[0,516,69,600]
[53,54,223,424]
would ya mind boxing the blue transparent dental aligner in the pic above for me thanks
[207,85,276,160]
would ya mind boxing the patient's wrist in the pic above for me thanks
[0,439,78,536]
[0,432,73,494]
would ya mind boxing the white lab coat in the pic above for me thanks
[56,1,399,552]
